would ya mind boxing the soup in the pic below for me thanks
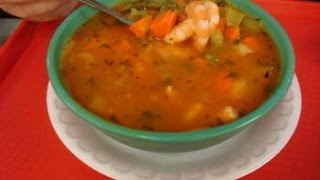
[61,0,280,132]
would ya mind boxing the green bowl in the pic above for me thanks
[47,0,295,152]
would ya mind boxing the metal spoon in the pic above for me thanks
[78,0,133,25]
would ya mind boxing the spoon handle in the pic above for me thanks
[78,0,133,25]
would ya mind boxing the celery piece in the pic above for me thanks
[241,17,263,34]
[145,0,164,8]
[128,8,149,21]
[205,54,220,65]
[210,29,224,48]
[114,0,138,11]
[226,7,245,26]
[146,0,177,9]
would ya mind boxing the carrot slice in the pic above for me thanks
[149,10,178,38]
[224,26,240,41]
[242,36,261,52]
[129,15,153,38]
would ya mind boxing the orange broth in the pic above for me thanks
[61,10,280,132]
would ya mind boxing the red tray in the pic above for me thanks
[1,0,320,179]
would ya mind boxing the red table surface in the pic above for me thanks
[0,0,320,179]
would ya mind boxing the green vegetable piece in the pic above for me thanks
[128,8,149,21]
[146,0,166,8]
[226,7,245,26]
[205,54,219,65]
[210,29,224,48]
[241,17,263,34]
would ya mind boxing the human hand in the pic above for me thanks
[0,0,77,21]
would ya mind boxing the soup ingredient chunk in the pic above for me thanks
[129,15,153,38]
[219,106,239,123]
[149,10,178,37]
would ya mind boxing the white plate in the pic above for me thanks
[47,75,301,180]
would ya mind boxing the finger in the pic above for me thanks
[0,0,36,5]
[0,0,70,4]
[0,0,26,3]
[29,0,77,21]
[0,0,76,21]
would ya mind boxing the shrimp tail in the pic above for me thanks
[164,19,194,44]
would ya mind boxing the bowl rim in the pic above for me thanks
[47,0,295,143]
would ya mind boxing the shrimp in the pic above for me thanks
[164,19,194,44]
[164,0,220,51]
